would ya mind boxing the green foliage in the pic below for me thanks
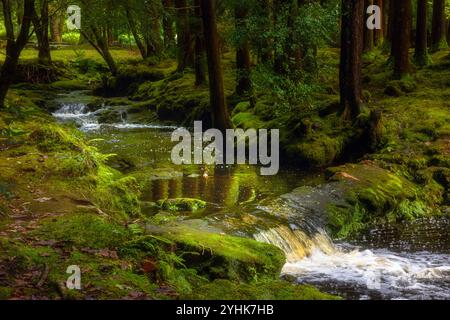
[62,32,81,45]
[251,65,320,116]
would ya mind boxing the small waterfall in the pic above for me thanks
[254,225,335,262]
[53,101,177,131]
[53,103,101,130]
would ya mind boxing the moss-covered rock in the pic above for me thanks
[157,198,207,212]
[184,279,340,300]
[97,108,126,124]
[323,163,438,237]
[50,79,90,91]
[144,225,286,282]
[287,134,347,167]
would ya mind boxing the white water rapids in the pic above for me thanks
[53,102,175,131]
[255,224,450,300]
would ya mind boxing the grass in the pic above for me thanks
[0,46,142,64]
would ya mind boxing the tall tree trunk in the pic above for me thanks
[81,26,118,75]
[194,0,206,86]
[235,2,252,96]
[431,0,448,51]
[339,0,364,121]
[363,0,374,52]
[200,0,233,132]
[0,0,34,107]
[162,0,175,49]
[49,16,62,43]
[374,0,384,46]
[32,0,52,65]
[175,0,194,72]
[392,0,412,78]
[414,0,429,66]
[125,5,148,59]
[149,2,162,55]
[387,0,395,54]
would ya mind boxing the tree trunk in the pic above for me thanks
[81,26,118,76]
[363,0,374,52]
[235,3,252,96]
[414,0,429,66]
[0,0,34,108]
[175,0,194,72]
[392,0,412,78]
[431,0,448,51]
[149,2,162,55]
[162,0,175,49]
[32,0,52,65]
[49,16,62,43]
[200,0,233,132]
[339,0,364,121]
[374,0,384,46]
[125,5,148,59]
[194,0,206,86]
[387,0,395,54]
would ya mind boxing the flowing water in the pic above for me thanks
[52,92,450,300]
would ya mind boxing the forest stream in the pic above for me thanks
[53,91,450,300]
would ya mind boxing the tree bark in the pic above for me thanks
[373,0,384,46]
[200,0,233,132]
[392,0,412,78]
[387,0,395,54]
[193,0,206,86]
[162,0,175,49]
[175,0,194,72]
[235,2,252,96]
[125,5,148,59]
[32,0,52,65]
[414,0,429,66]
[339,0,364,121]
[0,0,34,107]
[81,26,118,76]
[363,0,374,52]
[431,0,448,51]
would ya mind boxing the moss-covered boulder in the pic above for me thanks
[286,134,348,167]
[157,198,207,212]
[284,162,438,238]
[324,163,437,237]
[97,109,126,124]
[184,279,340,300]
[144,225,286,282]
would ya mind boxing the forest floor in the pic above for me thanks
[0,46,449,299]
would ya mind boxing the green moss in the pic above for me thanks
[184,279,340,300]
[324,163,437,237]
[232,112,266,130]
[0,286,13,300]
[384,77,417,97]
[232,101,251,116]
[34,214,131,249]
[50,80,90,91]
[157,198,207,212]
[144,225,286,282]
[288,134,346,167]
[28,123,84,152]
